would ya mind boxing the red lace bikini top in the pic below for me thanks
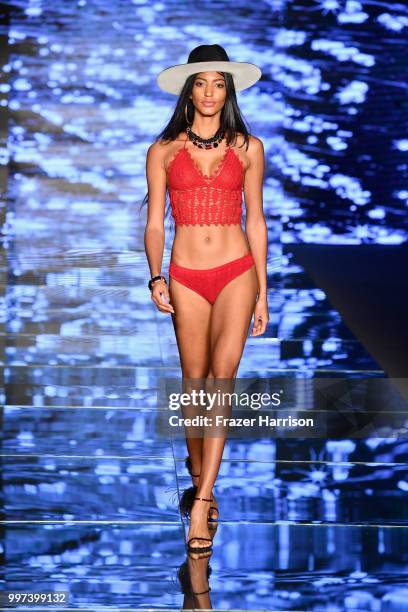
[166,137,244,226]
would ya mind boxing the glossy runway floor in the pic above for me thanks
[3,0,408,610]
[4,303,408,610]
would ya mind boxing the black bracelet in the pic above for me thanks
[148,275,167,291]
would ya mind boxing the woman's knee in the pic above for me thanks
[208,361,238,379]
[182,366,210,379]
[209,343,243,378]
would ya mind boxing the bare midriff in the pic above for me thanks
[171,224,251,269]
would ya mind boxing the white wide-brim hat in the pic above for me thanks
[157,44,262,95]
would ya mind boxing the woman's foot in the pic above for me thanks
[187,495,213,554]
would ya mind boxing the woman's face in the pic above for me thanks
[190,71,226,116]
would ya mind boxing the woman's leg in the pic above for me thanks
[189,265,259,548]
[169,276,212,476]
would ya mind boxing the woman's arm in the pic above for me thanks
[243,135,269,335]
[144,142,174,314]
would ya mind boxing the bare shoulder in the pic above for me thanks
[147,139,169,158]
[146,140,171,174]
[247,134,264,155]
[147,136,185,170]
[234,133,264,172]
[234,133,264,156]
[246,135,264,174]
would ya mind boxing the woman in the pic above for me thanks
[143,44,269,555]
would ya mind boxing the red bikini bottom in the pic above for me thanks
[169,252,255,305]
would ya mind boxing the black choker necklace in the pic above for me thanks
[186,125,224,149]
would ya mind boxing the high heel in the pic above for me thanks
[184,456,219,523]
[187,496,213,554]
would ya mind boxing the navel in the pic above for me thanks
[204,236,211,243]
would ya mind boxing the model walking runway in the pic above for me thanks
[144,44,269,560]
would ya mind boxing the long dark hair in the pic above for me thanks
[139,71,252,226]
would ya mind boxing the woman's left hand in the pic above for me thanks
[250,296,269,336]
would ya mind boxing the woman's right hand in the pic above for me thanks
[150,279,175,314]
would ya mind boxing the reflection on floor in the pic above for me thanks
[4,363,408,610]
[6,522,408,609]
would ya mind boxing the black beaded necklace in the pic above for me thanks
[186,125,224,149]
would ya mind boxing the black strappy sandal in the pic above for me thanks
[187,496,213,554]
[184,456,219,524]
